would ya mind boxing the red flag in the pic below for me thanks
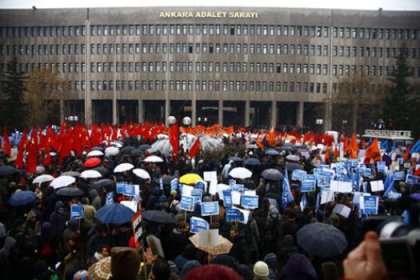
[403,145,411,161]
[267,127,276,147]
[188,137,201,158]
[26,138,37,174]
[15,131,27,169]
[168,121,179,160]
[3,128,11,156]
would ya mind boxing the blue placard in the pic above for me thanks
[180,196,194,211]
[317,175,331,187]
[222,190,233,208]
[393,171,405,181]
[232,184,245,192]
[190,217,209,234]
[226,208,244,223]
[191,189,203,205]
[405,174,420,185]
[362,196,378,215]
[301,179,316,192]
[364,168,372,177]
[116,182,126,194]
[313,168,321,177]
[292,170,307,181]
[70,204,84,220]
[349,159,359,168]
[195,181,206,191]
[159,178,163,190]
[229,179,236,188]
[170,178,178,193]
[241,195,259,209]
[377,161,386,173]
[106,192,114,205]
[122,184,136,196]
[200,201,219,216]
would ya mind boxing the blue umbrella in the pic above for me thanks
[9,191,36,206]
[95,203,135,225]
[244,158,261,166]
[265,148,280,156]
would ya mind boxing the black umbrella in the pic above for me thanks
[56,187,84,197]
[297,223,348,258]
[93,166,110,176]
[130,148,144,157]
[92,179,115,190]
[261,168,284,181]
[142,210,175,224]
[120,146,135,155]
[0,165,18,177]
[228,156,243,162]
[160,175,176,185]
[285,162,303,171]
[139,144,151,151]
[244,158,261,166]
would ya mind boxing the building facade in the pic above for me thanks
[0,7,419,130]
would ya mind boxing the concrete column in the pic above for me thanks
[192,97,197,127]
[245,100,250,127]
[297,101,304,129]
[112,99,117,125]
[84,19,92,126]
[60,99,65,124]
[138,99,144,123]
[218,100,223,126]
[270,101,277,128]
[165,98,170,126]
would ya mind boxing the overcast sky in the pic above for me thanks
[1,0,419,10]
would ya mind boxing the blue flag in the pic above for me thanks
[383,180,396,198]
[282,169,294,209]
[409,140,420,154]
[300,193,307,211]
[352,168,361,192]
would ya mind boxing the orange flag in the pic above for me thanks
[349,133,359,159]
[267,127,276,147]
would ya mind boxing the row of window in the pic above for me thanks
[70,79,385,95]
[0,24,417,40]
[76,79,328,93]
[1,24,416,40]
[6,61,417,77]
[3,43,418,59]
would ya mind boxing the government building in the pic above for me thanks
[0,7,419,130]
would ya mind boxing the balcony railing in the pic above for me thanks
[363,129,413,140]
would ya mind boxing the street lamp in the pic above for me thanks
[316,119,324,132]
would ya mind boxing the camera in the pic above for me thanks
[361,196,420,279]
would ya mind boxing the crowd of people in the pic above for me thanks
[0,128,419,280]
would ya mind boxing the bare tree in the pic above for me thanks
[331,71,386,133]
[23,67,69,127]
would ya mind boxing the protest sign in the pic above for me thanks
[231,191,241,205]
[333,203,352,218]
[240,195,259,209]
[203,171,217,182]
[292,169,307,181]
[360,195,379,215]
[405,174,420,185]
[106,192,114,205]
[191,189,203,205]
[226,208,244,223]
[195,180,207,192]
[377,161,386,173]
[330,180,353,193]
[320,189,335,205]
[70,204,84,220]
[116,182,127,194]
[200,201,219,216]
[182,185,194,197]
[370,180,385,192]
[393,171,405,181]
[317,174,331,187]
[190,217,209,234]
[131,211,142,248]
[232,184,244,192]
[120,200,137,213]
[170,178,178,193]
[216,184,230,200]
[222,190,233,208]
[301,177,316,192]
[180,196,194,211]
